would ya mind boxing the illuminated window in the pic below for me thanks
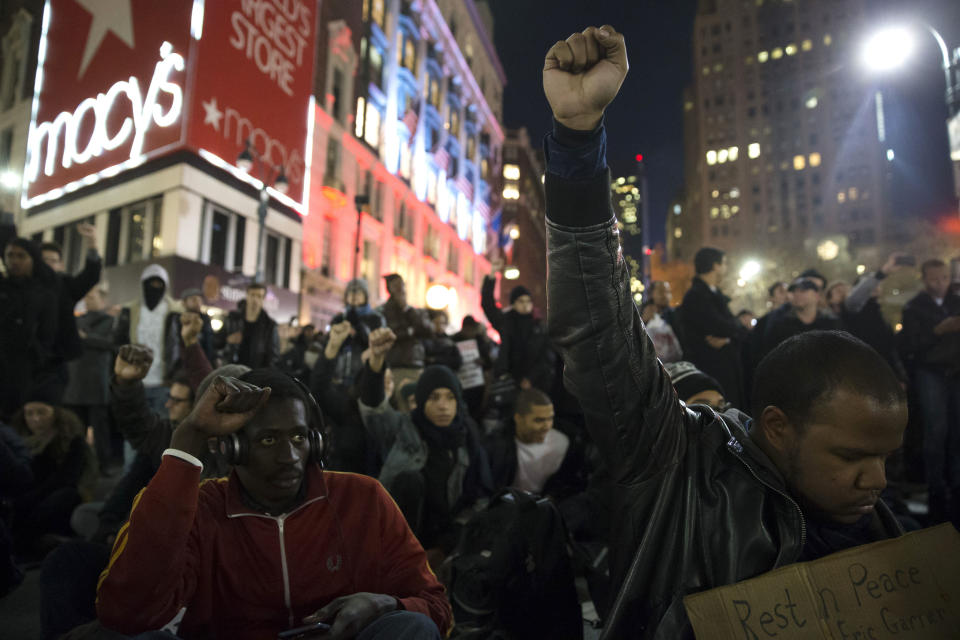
[502,186,520,200]
[718,148,729,163]
[748,142,761,159]
[823,34,832,46]
[674,227,683,238]
[793,155,806,171]
[837,191,846,203]
[710,207,720,218]
[502,164,520,180]
[721,205,731,219]
[848,187,858,200]
[370,0,385,26]
[731,205,740,214]
[364,102,381,148]
[729,187,740,198]
[802,39,813,51]
[728,146,739,162]
[785,44,797,56]
[706,150,718,165]
[702,66,710,76]
[355,97,365,137]
[805,96,818,109]
[758,50,769,63]
[772,47,783,59]
[808,152,821,167]
[711,189,720,198]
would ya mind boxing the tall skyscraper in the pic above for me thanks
[685,0,893,271]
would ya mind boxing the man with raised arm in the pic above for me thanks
[542,26,907,638]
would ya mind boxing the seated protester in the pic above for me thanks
[759,277,841,361]
[0,422,33,595]
[485,388,586,500]
[96,369,451,639]
[10,395,96,557]
[640,301,683,363]
[540,27,906,637]
[423,309,463,371]
[359,328,494,557]
[663,361,729,412]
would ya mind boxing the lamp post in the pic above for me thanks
[353,194,370,280]
[861,24,960,210]
[237,140,288,283]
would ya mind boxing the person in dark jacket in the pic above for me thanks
[423,309,462,371]
[842,252,908,380]
[41,223,101,375]
[0,238,60,420]
[481,259,556,394]
[279,324,319,381]
[485,388,586,501]
[378,274,433,383]
[168,287,217,371]
[759,277,841,360]
[63,286,119,475]
[541,27,907,638]
[10,396,96,556]
[678,247,747,408]
[0,423,33,595]
[219,282,280,369]
[316,278,387,389]
[899,258,960,524]
[452,315,493,421]
[360,328,494,557]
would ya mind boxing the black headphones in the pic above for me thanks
[217,377,326,468]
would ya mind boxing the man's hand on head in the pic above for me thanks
[303,592,398,639]
[114,344,155,384]
[171,376,271,458]
[543,25,628,131]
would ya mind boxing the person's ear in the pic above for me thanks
[756,406,797,455]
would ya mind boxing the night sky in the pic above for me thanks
[488,0,959,249]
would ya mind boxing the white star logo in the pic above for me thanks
[202,97,223,131]
[75,0,136,79]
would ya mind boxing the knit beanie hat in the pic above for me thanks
[400,382,418,401]
[509,285,532,304]
[344,278,369,304]
[415,365,462,409]
[664,361,724,402]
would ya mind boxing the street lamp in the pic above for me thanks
[236,139,288,283]
[861,22,960,209]
[353,194,370,280]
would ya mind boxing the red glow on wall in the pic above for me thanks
[321,185,348,208]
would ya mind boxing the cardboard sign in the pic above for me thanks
[456,339,486,389]
[684,524,960,639]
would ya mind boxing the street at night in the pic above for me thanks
[1,1,960,638]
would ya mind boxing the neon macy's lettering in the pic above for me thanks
[25,43,185,183]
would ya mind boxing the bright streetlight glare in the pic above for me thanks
[503,267,520,280]
[426,284,450,309]
[739,260,762,281]
[0,170,19,190]
[861,27,915,72]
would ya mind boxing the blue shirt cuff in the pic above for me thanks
[543,118,607,180]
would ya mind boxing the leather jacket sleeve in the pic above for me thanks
[546,172,686,485]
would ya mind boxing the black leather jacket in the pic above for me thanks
[545,171,902,639]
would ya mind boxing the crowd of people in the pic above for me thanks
[1,24,959,640]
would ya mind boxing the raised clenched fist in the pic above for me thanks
[114,344,155,383]
[543,26,629,131]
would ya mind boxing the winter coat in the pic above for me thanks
[0,275,59,418]
[52,249,101,363]
[480,276,556,392]
[63,310,116,406]
[218,301,280,369]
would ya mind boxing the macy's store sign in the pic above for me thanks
[22,0,316,212]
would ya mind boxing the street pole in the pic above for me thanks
[926,26,960,212]
[353,194,370,280]
[255,186,269,283]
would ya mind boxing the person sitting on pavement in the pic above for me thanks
[359,328,494,560]
[96,368,451,639]
[485,388,586,500]
[540,25,907,637]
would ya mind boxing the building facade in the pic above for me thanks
[499,127,546,312]
[687,0,893,272]
[305,0,504,326]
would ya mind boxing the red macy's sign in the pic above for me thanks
[22,0,317,212]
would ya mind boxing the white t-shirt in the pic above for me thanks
[512,429,570,495]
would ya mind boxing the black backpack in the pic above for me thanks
[445,490,583,640]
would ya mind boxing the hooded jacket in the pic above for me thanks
[543,124,902,639]
[96,455,452,639]
[115,264,180,382]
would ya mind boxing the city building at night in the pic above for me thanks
[685,0,894,273]
[498,127,545,312]
[1,0,318,322]
[304,0,504,326]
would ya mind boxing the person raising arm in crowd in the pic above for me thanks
[542,25,906,638]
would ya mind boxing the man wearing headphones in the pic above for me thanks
[96,368,451,640]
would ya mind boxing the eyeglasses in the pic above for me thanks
[167,394,192,404]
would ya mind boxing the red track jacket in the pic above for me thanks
[96,454,452,639]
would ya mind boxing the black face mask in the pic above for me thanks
[143,277,166,311]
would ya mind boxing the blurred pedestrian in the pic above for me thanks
[219,282,280,369]
[378,274,433,391]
